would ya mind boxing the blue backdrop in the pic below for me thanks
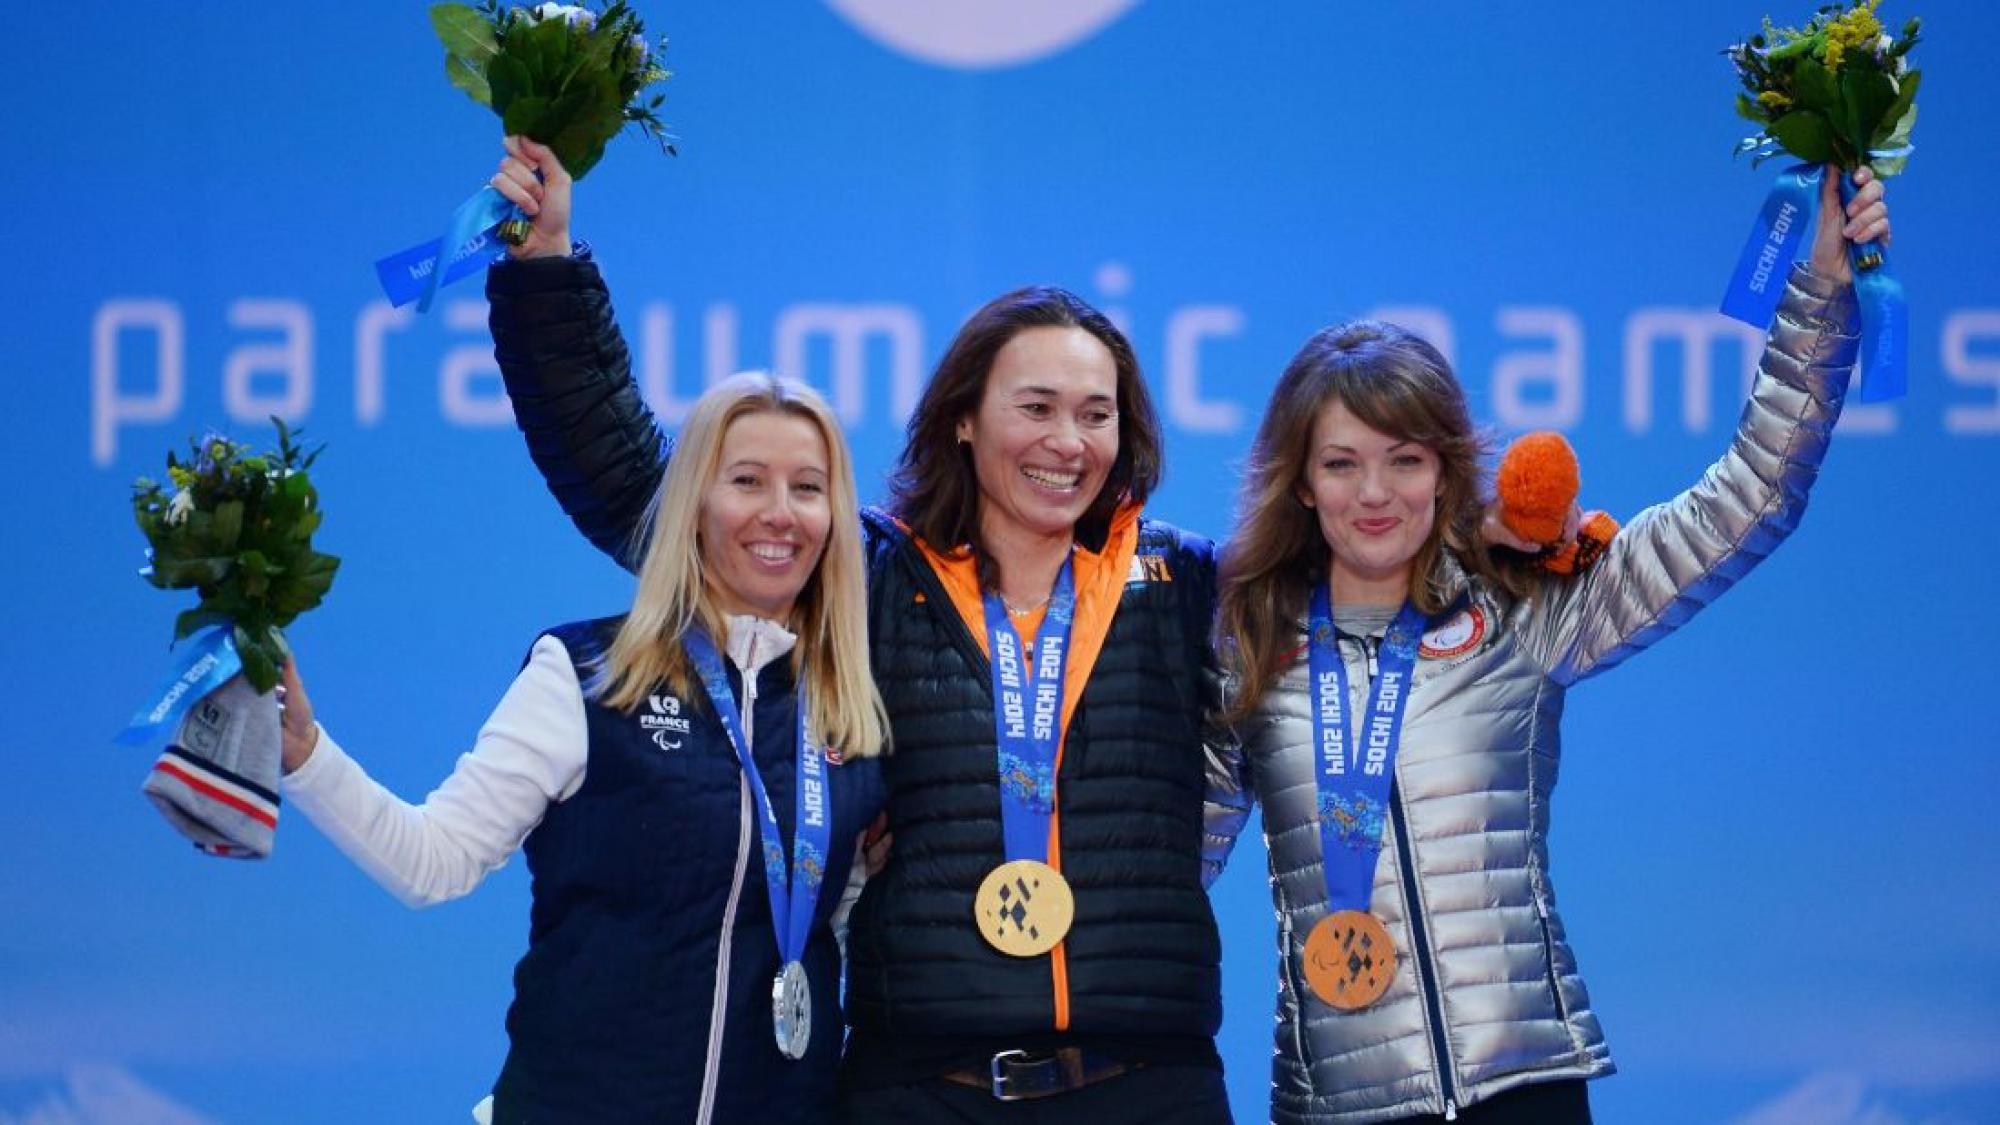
[8,2,1998,1122]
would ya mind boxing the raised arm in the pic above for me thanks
[1526,169,1888,684]
[487,136,670,571]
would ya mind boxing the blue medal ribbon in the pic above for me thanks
[1839,173,1910,403]
[1721,163,1822,330]
[982,558,1077,864]
[1721,162,1907,403]
[1306,587,1428,911]
[116,626,243,747]
[683,628,830,970]
[371,186,521,313]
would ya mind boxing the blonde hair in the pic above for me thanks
[1218,321,1533,724]
[597,371,887,759]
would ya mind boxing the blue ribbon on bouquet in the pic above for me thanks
[1720,161,1908,403]
[115,626,242,747]
[372,186,523,313]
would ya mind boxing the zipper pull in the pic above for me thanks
[1363,636,1380,680]
[1444,1099,1458,1122]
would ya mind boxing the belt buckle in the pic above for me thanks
[989,1049,1037,1101]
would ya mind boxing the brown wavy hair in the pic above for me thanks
[887,285,1162,588]
[1217,321,1533,723]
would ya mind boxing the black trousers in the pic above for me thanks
[1398,1079,1591,1124]
[837,1063,1232,1124]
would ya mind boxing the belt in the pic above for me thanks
[941,1048,1136,1101]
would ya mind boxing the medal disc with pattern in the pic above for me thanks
[772,959,811,1060]
[1302,910,1397,1010]
[974,859,1075,957]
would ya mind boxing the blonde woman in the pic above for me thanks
[276,372,889,1123]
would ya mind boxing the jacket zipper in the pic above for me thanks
[1537,900,1573,1024]
[1363,634,1460,1121]
[696,647,760,1125]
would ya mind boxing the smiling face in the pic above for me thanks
[955,326,1121,553]
[1299,398,1442,606]
[698,410,833,622]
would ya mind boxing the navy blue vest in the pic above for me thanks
[490,618,885,1123]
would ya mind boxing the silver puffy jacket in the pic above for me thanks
[1205,266,1858,1123]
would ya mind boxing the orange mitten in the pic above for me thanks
[1496,431,1617,573]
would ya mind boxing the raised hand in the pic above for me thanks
[1810,164,1890,284]
[491,135,575,261]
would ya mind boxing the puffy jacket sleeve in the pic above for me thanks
[1201,662,1252,889]
[488,252,669,571]
[1524,263,1860,686]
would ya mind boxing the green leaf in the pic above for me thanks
[172,606,233,642]
[1734,92,1765,124]
[1872,69,1921,148]
[238,634,280,695]
[1869,149,1910,178]
[446,53,492,107]
[152,555,234,588]
[1840,65,1898,157]
[488,53,533,115]
[503,95,553,138]
[1767,111,1837,165]
[430,4,498,62]
[1792,58,1839,112]
[212,499,244,553]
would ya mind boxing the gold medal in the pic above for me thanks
[974,859,1075,957]
[1302,910,1397,1010]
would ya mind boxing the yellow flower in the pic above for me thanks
[1823,0,1885,71]
[1758,90,1794,110]
[168,466,193,489]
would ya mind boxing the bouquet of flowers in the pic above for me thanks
[130,420,339,694]
[433,1,674,186]
[1727,1,1920,183]
[373,2,674,310]
[1718,1,1915,402]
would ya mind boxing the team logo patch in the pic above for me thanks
[1125,554,1173,585]
[642,692,692,751]
[1419,606,1486,660]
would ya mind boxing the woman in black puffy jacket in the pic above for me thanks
[486,134,1234,1123]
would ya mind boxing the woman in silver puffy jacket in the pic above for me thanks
[1203,167,1889,1124]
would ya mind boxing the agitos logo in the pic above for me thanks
[823,0,1140,70]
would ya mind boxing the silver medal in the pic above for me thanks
[771,959,811,1060]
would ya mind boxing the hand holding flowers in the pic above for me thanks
[490,134,574,261]
[1719,1,1915,401]
[373,2,673,310]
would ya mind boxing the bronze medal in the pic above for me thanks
[974,859,1075,957]
[1302,910,1397,1010]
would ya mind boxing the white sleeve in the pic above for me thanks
[280,635,590,908]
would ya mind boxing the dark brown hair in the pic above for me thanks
[1217,320,1533,722]
[887,285,1162,587]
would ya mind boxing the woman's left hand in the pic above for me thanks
[862,812,892,877]
[1480,499,1579,555]
[278,658,321,775]
[1809,164,1891,284]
